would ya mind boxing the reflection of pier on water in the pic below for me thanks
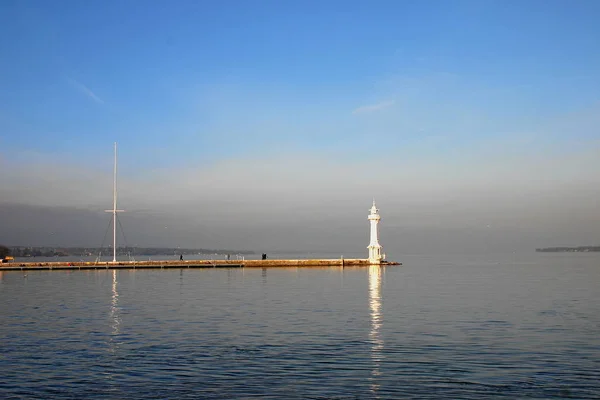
[369,265,384,394]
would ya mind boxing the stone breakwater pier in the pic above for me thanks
[2,200,401,271]
[0,259,401,271]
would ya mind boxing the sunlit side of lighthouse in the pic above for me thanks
[368,200,384,264]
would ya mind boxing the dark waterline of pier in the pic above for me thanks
[1,252,599,399]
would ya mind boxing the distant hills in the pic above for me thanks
[536,246,600,253]
[7,246,255,258]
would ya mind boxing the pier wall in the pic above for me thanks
[0,258,400,271]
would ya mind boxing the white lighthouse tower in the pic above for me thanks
[368,199,384,264]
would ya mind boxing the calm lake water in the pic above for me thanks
[1,252,599,399]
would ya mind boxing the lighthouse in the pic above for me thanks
[368,200,384,264]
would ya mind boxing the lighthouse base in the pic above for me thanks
[368,245,383,264]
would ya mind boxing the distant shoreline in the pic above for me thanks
[536,246,600,253]
[7,246,255,258]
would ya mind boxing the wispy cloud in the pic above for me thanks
[67,78,104,104]
[352,100,394,114]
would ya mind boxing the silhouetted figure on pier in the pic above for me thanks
[180,254,183,261]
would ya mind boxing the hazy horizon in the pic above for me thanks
[2,1,600,254]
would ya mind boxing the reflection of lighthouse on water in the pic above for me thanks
[368,265,384,393]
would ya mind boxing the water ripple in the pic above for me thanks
[1,256,600,399]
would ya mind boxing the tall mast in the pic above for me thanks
[112,142,117,262]
[105,142,124,263]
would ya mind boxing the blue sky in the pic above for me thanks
[1,0,600,251]
[2,0,599,161]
